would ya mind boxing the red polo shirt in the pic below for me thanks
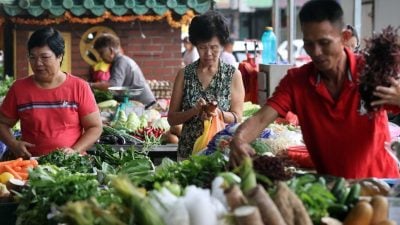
[267,48,400,178]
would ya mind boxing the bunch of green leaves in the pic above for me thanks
[145,151,227,189]
[59,197,128,225]
[15,165,101,225]
[91,145,155,185]
[38,150,95,173]
[0,75,14,97]
[287,174,336,224]
[93,89,113,103]
[91,144,149,167]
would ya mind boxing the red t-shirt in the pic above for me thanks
[267,48,400,178]
[0,74,98,156]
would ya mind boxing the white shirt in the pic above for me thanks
[183,47,200,66]
[220,51,238,68]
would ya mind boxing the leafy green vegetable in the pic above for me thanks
[146,151,227,189]
[16,165,101,225]
[0,75,14,97]
[93,89,113,103]
[38,150,95,173]
[251,139,272,155]
[287,174,336,224]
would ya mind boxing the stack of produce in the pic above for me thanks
[0,158,38,202]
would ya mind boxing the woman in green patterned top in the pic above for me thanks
[168,11,245,158]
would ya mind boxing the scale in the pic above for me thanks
[108,86,144,120]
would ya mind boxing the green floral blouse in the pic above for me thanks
[178,60,235,158]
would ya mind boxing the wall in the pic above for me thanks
[12,21,182,82]
[374,0,400,32]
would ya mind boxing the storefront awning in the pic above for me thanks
[0,0,212,28]
[0,0,211,17]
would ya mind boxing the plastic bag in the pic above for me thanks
[192,113,225,155]
[91,61,111,82]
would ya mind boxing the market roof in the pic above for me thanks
[0,0,211,17]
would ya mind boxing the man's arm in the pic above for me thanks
[230,105,279,167]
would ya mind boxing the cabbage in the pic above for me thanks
[152,118,170,131]
[139,115,148,128]
[126,112,141,132]
[143,109,161,122]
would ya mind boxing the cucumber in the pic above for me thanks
[97,99,118,109]
[331,177,346,199]
[328,203,349,221]
[338,187,350,204]
[103,126,143,145]
[345,183,361,205]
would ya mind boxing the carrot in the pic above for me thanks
[29,159,39,167]
[15,172,28,180]
[0,158,23,167]
[4,165,22,180]
[12,166,23,172]
[14,160,34,167]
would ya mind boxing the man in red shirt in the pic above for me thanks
[230,0,400,178]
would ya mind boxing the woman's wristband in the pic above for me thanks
[231,112,238,123]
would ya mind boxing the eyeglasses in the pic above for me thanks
[27,54,54,64]
[197,44,221,53]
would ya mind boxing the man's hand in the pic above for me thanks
[372,77,400,107]
[229,137,255,168]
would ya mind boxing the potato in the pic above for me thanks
[370,195,389,224]
[343,201,373,225]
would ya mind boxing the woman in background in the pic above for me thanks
[168,11,245,158]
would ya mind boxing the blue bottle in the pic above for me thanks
[261,26,277,64]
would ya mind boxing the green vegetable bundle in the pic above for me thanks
[16,165,100,225]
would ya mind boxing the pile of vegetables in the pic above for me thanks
[0,158,38,180]
[15,165,105,225]
[359,26,400,114]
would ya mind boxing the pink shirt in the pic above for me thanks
[267,48,400,178]
[0,74,98,156]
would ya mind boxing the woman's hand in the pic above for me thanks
[9,140,33,159]
[372,77,400,107]
[61,147,78,154]
[194,98,207,117]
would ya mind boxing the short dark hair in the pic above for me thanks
[189,10,230,46]
[27,27,65,57]
[93,33,120,50]
[346,24,359,40]
[299,0,344,29]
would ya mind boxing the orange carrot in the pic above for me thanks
[30,159,39,167]
[4,165,22,180]
[16,172,28,180]
[13,166,23,172]
[0,158,23,167]
[14,160,33,167]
